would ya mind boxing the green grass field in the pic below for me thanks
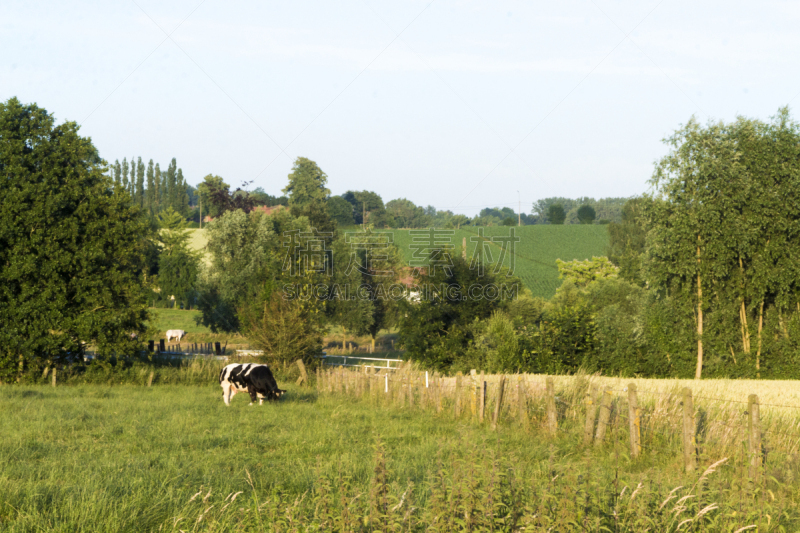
[146,308,250,345]
[383,225,609,298]
[2,372,799,531]
[186,228,211,265]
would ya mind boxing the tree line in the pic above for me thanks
[110,157,194,218]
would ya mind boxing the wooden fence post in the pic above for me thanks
[148,340,154,353]
[479,381,487,423]
[214,342,221,356]
[492,376,506,430]
[159,339,165,352]
[147,371,154,387]
[681,387,696,472]
[296,360,309,386]
[628,383,641,458]
[546,377,557,436]
[748,394,762,481]
[583,385,597,445]
[436,376,443,414]
[518,376,527,426]
[454,374,462,417]
[471,380,478,418]
[595,389,613,445]
[51,367,57,388]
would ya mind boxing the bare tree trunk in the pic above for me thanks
[738,256,751,355]
[695,240,704,380]
[739,300,751,354]
[756,301,764,378]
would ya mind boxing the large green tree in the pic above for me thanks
[0,98,152,380]
[647,109,800,379]
[327,196,355,226]
[283,157,331,207]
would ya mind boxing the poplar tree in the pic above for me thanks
[155,163,162,212]
[167,158,177,211]
[136,157,145,208]
[128,157,135,198]
[113,159,121,187]
[121,158,129,191]
[146,160,156,214]
[177,168,189,215]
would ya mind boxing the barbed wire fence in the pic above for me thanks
[316,364,800,483]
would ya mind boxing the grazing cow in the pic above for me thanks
[165,329,186,342]
[219,363,286,406]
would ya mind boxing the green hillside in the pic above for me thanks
[185,229,211,265]
[383,225,609,298]
[186,225,610,299]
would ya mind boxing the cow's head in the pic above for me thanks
[270,389,287,400]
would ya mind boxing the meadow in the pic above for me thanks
[3,359,800,531]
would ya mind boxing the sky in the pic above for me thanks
[3,0,800,216]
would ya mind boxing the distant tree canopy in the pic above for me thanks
[533,197,628,224]
[342,190,386,226]
[205,180,257,217]
[577,205,596,224]
[326,195,355,226]
[546,204,566,225]
[0,98,152,380]
[250,187,288,207]
[385,198,430,228]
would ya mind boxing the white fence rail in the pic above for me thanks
[318,355,403,371]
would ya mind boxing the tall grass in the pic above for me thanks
[3,363,800,531]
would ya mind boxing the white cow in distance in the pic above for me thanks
[166,329,186,342]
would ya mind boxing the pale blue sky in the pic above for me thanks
[3,0,799,216]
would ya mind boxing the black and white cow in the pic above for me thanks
[219,363,285,406]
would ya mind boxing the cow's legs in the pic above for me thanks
[247,384,259,406]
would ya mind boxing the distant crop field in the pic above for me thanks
[384,225,609,298]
